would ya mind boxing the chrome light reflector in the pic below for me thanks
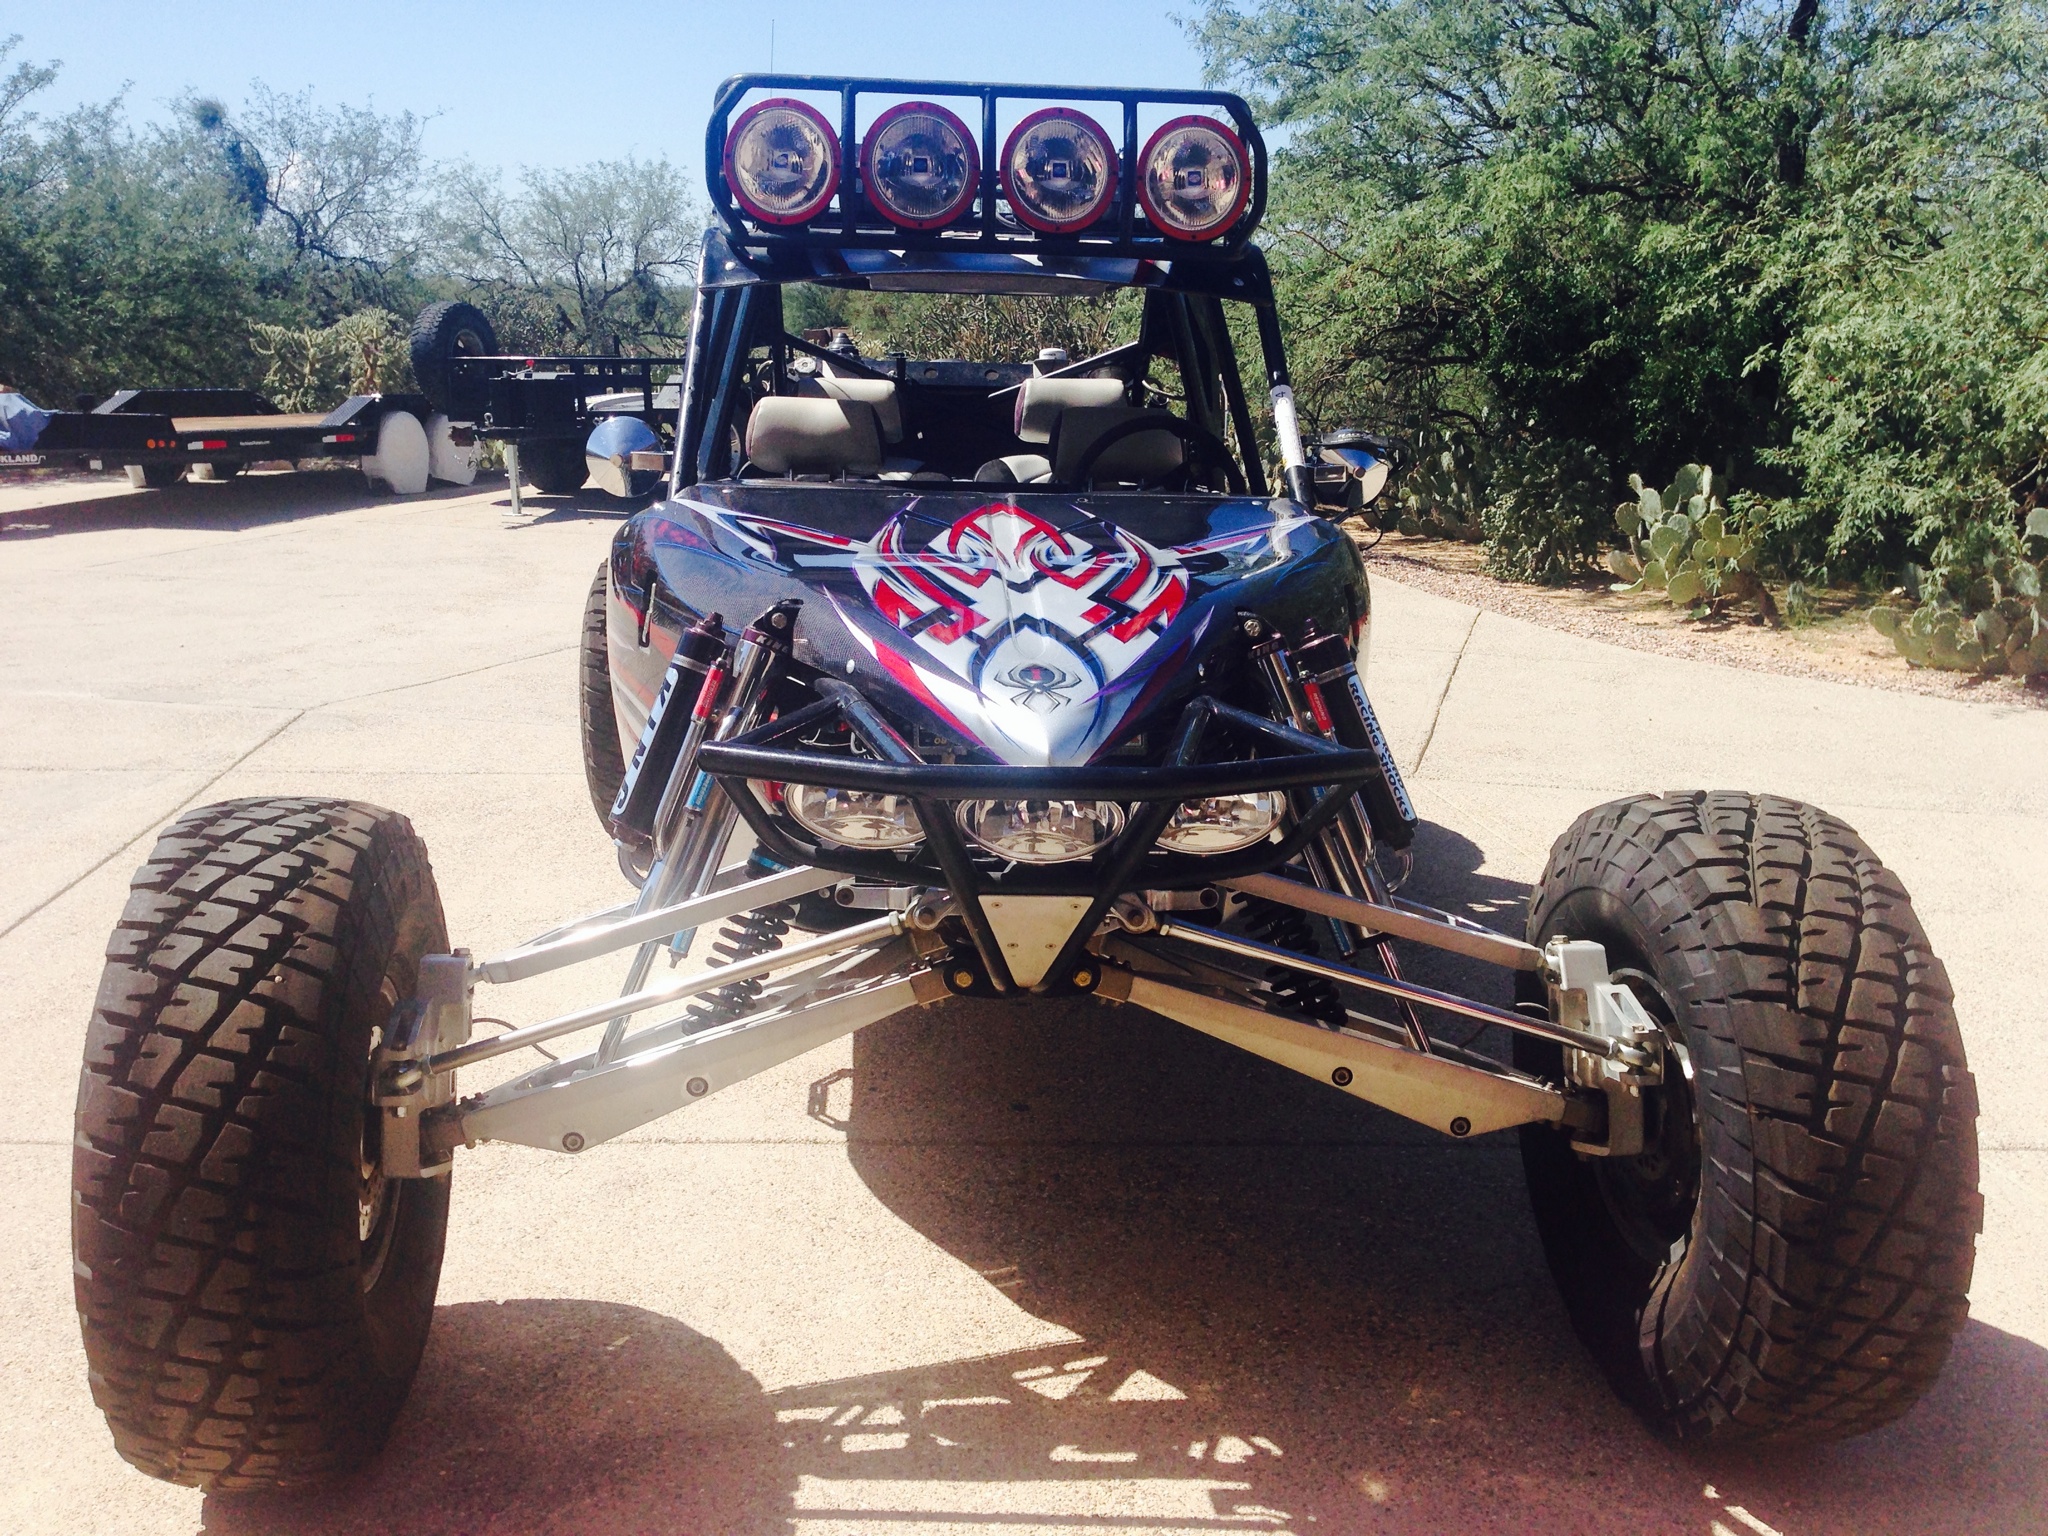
[725,98,840,226]
[862,101,979,230]
[1138,116,1248,242]
[1154,791,1286,854]
[957,799,1125,864]
[783,782,924,850]
[1002,108,1117,234]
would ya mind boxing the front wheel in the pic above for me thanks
[72,798,452,1489]
[579,562,628,828]
[1518,791,1979,1443]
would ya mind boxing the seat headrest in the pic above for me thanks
[799,373,902,443]
[1013,376,1126,444]
[745,396,882,477]
[1051,406,1184,486]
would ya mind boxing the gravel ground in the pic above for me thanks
[1358,531,2048,711]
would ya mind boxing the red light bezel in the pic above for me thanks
[1137,115,1251,243]
[860,100,981,232]
[1000,107,1119,236]
[724,97,841,228]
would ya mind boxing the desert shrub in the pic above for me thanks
[248,309,408,410]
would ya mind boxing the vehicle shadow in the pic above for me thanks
[195,819,2048,1535]
[0,469,494,540]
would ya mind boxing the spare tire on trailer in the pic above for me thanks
[409,301,497,420]
[72,797,453,1489]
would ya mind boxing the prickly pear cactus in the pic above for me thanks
[1395,429,1488,542]
[1607,463,1768,616]
[1872,509,2048,676]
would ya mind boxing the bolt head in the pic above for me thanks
[562,1131,586,1152]
[1449,1116,1472,1137]
[686,1076,709,1098]
[1071,968,1094,989]
[1331,1065,1354,1088]
[951,968,976,989]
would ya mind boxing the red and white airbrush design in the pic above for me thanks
[718,501,1279,765]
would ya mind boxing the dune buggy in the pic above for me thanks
[72,75,1979,1490]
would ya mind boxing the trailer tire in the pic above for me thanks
[408,301,497,419]
[129,463,183,490]
[72,797,453,1490]
[523,440,588,496]
[580,562,628,827]
[1517,791,1979,1445]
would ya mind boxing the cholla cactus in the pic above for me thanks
[1607,464,1770,617]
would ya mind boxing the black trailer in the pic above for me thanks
[7,301,687,505]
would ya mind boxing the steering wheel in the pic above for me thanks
[1066,416,1248,495]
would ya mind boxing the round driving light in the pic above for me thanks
[956,799,1126,865]
[1138,116,1249,242]
[1154,791,1287,854]
[724,98,840,227]
[1002,108,1117,234]
[861,101,979,230]
[784,783,924,850]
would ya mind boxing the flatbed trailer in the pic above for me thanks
[13,388,452,491]
[4,303,688,503]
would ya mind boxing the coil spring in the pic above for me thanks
[686,901,794,1028]
[1242,898,1346,1027]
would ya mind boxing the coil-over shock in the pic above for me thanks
[685,901,795,1028]
[1240,898,1346,1027]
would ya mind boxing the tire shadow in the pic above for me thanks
[197,1300,788,1536]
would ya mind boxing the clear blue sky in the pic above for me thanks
[8,1,1213,176]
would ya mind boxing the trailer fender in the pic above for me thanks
[364,409,431,495]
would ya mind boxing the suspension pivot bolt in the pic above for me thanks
[1331,1066,1354,1087]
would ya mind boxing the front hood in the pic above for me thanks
[631,486,1363,767]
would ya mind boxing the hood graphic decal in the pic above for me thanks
[713,499,1311,766]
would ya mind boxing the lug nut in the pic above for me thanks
[1331,1066,1354,1087]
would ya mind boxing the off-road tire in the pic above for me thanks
[522,440,588,496]
[580,562,628,827]
[1518,791,1979,1443]
[72,798,453,1490]
[408,300,497,419]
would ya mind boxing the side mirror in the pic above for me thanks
[1308,428,1402,514]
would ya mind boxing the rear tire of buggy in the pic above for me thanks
[1516,791,1979,1444]
[71,797,453,1490]
[523,440,588,496]
[580,562,628,829]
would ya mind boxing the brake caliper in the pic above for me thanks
[1544,939,1664,1157]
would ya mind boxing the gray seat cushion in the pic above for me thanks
[1050,406,1184,486]
[1013,376,1126,444]
[745,397,883,477]
[973,453,1054,485]
[799,372,903,443]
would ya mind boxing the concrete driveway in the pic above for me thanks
[1,471,2041,1536]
